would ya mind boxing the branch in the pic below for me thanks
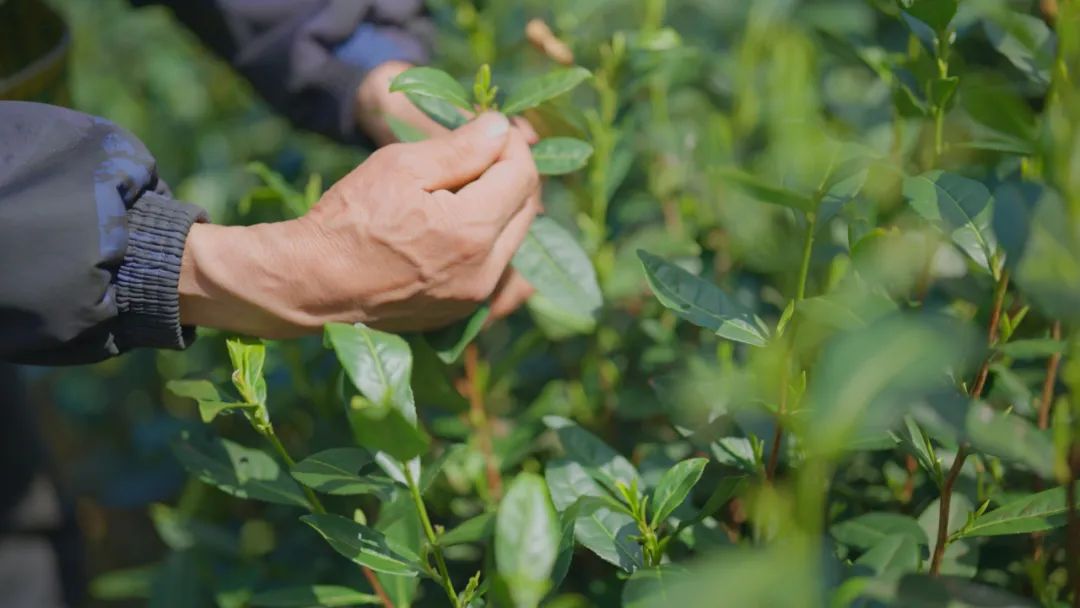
[929,446,968,575]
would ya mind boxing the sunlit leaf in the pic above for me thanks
[290,448,394,497]
[301,514,421,576]
[495,473,560,608]
[502,67,592,115]
[389,67,472,110]
[172,432,309,508]
[532,137,594,175]
[960,486,1075,538]
[650,458,707,526]
[513,217,603,333]
[902,171,997,274]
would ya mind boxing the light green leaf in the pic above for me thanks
[325,322,416,416]
[496,473,560,608]
[389,67,472,110]
[166,380,221,402]
[903,171,997,274]
[997,338,1066,360]
[249,585,381,607]
[715,167,815,212]
[290,448,394,497]
[638,250,768,346]
[831,512,929,549]
[513,217,602,333]
[622,566,691,608]
[502,67,592,115]
[196,401,257,424]
[532,137,594,175]
[898,0,957,33]
[650,458,707,527]
[226,337,267,405]
[960,486,1074,538]
[301,514,421,576]
[440,512,495,547]
[172,431,309,508]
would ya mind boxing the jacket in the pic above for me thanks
[0,0,433,365]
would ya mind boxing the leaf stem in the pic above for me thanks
[263,430,326,515]
[465,344,502,501]
[404,465,460,608]
[929,446,968,576]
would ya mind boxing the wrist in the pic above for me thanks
[178,220,326,338]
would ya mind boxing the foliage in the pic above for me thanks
[62,0,1080,606]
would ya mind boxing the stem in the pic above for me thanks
[795,213,817,302]
[929,446,968,576]
[970,270,1011,399]
[1039,321,1064,429]
[464,344,502,501]
[1068,448,1080,608]
[404,465,459,608]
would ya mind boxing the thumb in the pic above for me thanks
[411,112,510,191]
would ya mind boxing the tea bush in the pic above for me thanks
[89,0,1080,606]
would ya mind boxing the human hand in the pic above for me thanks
[178,112,541,338]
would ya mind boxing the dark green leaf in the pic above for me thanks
[513,217,602,333]
[172,432,309,508]
[715,167,814,212]
[407,93,469,129]
[408,337,469,413]
[650,458,707,526]
[638,250,767,346]
[301,514,421,576]
[857,574,1037,606]
[423,304,490,364]
[249,586,381,607]
[532,137,594,175]
[347,396,430,462]
[960,486,1075,538]
[903,171,997,274]
[389,67,472,110]
[983,12,1056,87]
[496,473,560,608]
[855,534,920,575]
[898,0,957,33]
[997,338,1066,360]
[831,512,929,549]
[622,566,691,608]
[290,448,393,497]
[502,67,592,115]
[544,416,640,491]
[966,403,1054,479]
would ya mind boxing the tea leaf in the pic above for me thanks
[226,337,267,405]
[544,416,641,491]
[857,574,1037,606]
[997,338,1066,360]
[983,12,1056,87]
[440,512,495,547]
[406,93,469,129]
[960,486,1076,538]
[832,513,929,549]
[325,323,416,416]
[513,217,602,332]
[389,67,472,110]
[855,534,920,575]
[650,458,707,526]
[495,473,560,608]
[714,167,815,212]
[249,585,381,607]
[301,514,421,576]
[622,566,691,608]
[290,448,394,497]
[502,66,592,115]
[966,403,1054,479]
[903,171,997,274]
[172,432,309,508]
[898,0,957,34]
[347,396,430,462]
[638,250,768,346]
[422,304,490,364]
[532,137,594,175]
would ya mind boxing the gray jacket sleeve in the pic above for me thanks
[0,101,207,365]
[135,0,435,143]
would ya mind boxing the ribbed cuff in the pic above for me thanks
[114,191,208,352]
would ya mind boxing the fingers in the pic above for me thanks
[403,112,511,191]
[511,116,540,145]
[451,129,539,233]
[488,269,535,322]
[481,193,541,282]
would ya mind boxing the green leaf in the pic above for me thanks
[855,534,920,576]
[325,322,416,416]
[967,403,1054,479]
[545,459,644,572]
[249,585,381,607]
[409,336,469,413]
[166,380,220,402]
[502,67,592,115]
[347,395,431,462]
[301,514,421,576]
[650,458,707,527]
[856,574,1037,607]
[622,566,691,608]
[389,67,472,110]
[197,401,258,424]
[91,566,156,601]
[385,115,428,143]
[902,171,997,274]
[983,12,1056,87]
[440,512,496,547]
[898,0,957,33]
[997,338,1066,360]
[513,217,602,333]
[150,551,203,608]
[715,167,815,212]
[960,486,1075,538]
[831,513,929,549]
[495,473,560,608]
[544,416,641,492]
[226,337,268,405]
[172,431,309,508]
[674,476,747,535]
[290,448,393,497]
[406,93,469,130]
[531,137,594,175]
[423,304,490,364]
[638,250,768,346]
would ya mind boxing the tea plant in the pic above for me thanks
[88,0,1080,606]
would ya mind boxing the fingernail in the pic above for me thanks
[482,112,510,138]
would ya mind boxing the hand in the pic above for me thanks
[178,113,541,338]
[355,62,542,320]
